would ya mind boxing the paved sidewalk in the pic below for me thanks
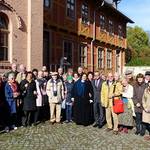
[0,122,149,150]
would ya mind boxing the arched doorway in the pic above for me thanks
[0,13,9,61]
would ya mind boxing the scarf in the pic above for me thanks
[9,81,18,93]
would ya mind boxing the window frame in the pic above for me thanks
[63,40,74,66]
[81,2,89,25]
[100,14,106,31]
[97,47,104,69]
[66,0,76,19]
[118,24,123,38]
[79,44,87,67]
[106,49,112,69]
[0,14,9,61]
[108,20,114,35]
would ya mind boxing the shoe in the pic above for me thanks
[140,133,145,136]
[4,126,9,133]
[113,131,119,135]
[69,120,73,123]
[11,125,17,130]
[64,120,69,123]
[98,125,103,129]
[33,121,41,126]
[105,128,112,132]
[119,127,123,132]
[93,123,98,127]
[135,131,140,135]
[50,122,55,125]
[144,135,150,140]
[123,128,128,134]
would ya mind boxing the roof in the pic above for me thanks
[95,0,134,23]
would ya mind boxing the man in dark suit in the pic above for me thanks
[92,71,105,128]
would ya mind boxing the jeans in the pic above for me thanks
[66,104,72,121]
[135,112,145,135]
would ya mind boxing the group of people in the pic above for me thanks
[0,63,150,141]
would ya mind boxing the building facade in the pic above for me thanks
[0,0,43,72]
[0,0,133,74]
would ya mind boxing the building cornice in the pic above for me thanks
[0,0,23,29]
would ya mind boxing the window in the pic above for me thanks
[118,25,123,37]
[43,31,51,67]
[100,15,105,30]
[98,48,104,68]
[63,41,73,65]
[81,2,89,24]
[108,20,114,35]
[79,44,87,67]
[67,0,75,19]
[0,14,9,61]
[44,0,51,8]
[107,50,112,69]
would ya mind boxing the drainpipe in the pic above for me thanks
[91,10,96,72]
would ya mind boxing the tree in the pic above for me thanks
[127,26,149,56]
[126,26,150,66]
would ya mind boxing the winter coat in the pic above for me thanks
[133,82,147,113]
[5,81,19,113]
[20,79,37,111]
[142,89,150,124]
[46,79,64,103]
[35,78,48,107]
[65,81,74,103]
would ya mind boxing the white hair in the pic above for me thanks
[8,73,15,80]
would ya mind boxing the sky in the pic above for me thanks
[118,0,150,31]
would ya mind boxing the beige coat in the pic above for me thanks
[142,89,150,124]
[46,79,64,104]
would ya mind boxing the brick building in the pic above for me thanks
[0,0,133,74]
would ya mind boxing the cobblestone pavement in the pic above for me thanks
[0,122,150,150]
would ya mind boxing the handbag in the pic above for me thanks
[113,98,124,114]
[112,84,124,114]
[61,99,66,109]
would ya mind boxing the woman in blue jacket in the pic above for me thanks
[5,74,20,131]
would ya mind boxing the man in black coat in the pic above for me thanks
[91,71,105,128]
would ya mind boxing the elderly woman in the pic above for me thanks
[34,71,48,124]
[119,78,134,133]
[20,72,37,127]
[5,74,20,131]
[142,81,150,140]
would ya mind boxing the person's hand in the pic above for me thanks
[25,83,28,88]
[145,108,150,113]
[71,98,74,102]
[64,91,67,94]
[13,92,19,98]
[89,93,92,97]
[89,100,93,103]
[136,103,141,107]
[33,91,37,95]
